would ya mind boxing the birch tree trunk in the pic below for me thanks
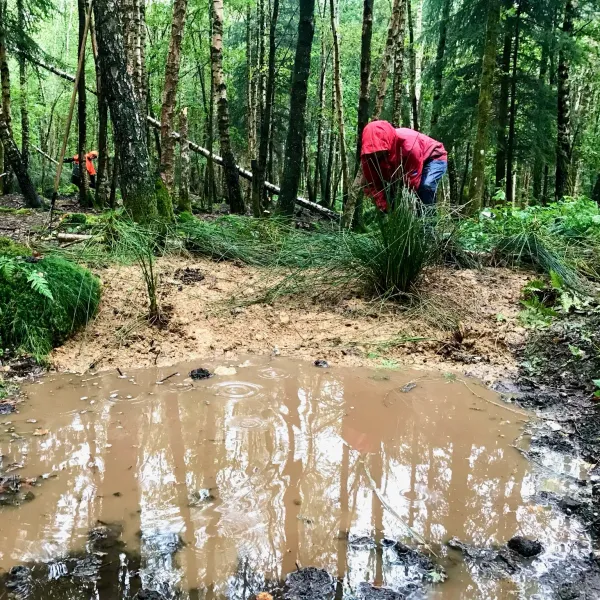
[372,0,401,120]
[555,0,575,200]
[279,0,316,215]
[407,0,419,130]
[392,0,407,126]
[212,0,245,213]
[94,0,156,221]
[505,1,521,205]
[178,107,191,213]
[467,0,500,213]
[330,0,349,209]
[159,0,188,211]
[0,0,11,194]
[313,2,328,204]
[494,23,512,190]
[17,0,29,171]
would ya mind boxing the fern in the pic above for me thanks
[0,256,17,278]
[26,270,54,301]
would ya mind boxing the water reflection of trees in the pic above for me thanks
[1,363,580,599]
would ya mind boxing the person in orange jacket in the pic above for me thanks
[65,151,99,189]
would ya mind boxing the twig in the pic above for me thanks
[362,459,438,557]
[157,372,179,384]
[457,378,532,418]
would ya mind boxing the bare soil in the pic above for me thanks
[51,255,530,383]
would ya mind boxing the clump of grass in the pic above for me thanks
[0,255,101,360]
[0,237,32,257]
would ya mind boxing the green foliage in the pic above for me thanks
[0,237,32,257]
[0,254,101,360]
[458,198,600,289]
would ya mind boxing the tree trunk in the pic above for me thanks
[555,0,575,201]
[159,0,188,210]
[109,149,119,209]
[178,107,191,213]
[0,105,41,207]
[330,0,349,208]
[460,140,471,203]
[532,41,549,202]
[447,153,459,205]
[134,0,146,107]
[211,0,245,214]
[17,0,30,171]
[0,0,11,195]
[343,0,374,230]
[372,0,402,121]
[313,10,327,204]
[467,0,500,213]
[77,0,90,207]
[91,16,109,207]
[392,0,407,127]
[505,1,521,205]
[279,0,316,216]
[252,0,279,216]
[407,0,419,130]
[246,2,256,164]
[429,0,450,136]
[494,21,511,191]
[94,0,156,222]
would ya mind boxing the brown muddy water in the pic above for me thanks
[0,357,591,599]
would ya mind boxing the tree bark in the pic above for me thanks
[313,7,327,205]
[555,0,575,201]
[0,0,11,195]
[246,3,257,164]
[17,0,30,171]
[93,0,156,221]
[178,107,191,213]
[77,0,90,207]
[160,0,188,208]
[0,105,41,207]
[407,0,419,130]
[372,0,401,121]
[279,0,316,216]
[91,16,109,207]
[505,1,521,205]
[532,40,549,202]
[392,0,407,127]
[251,0,279,216]
[468,0,500,213]
[494,23,512,191]
[429,0,450,136]
[211,0,245,214]
[330,0,349,208]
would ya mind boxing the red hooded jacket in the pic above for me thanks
[361,121,447,210]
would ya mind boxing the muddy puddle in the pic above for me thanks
[0,358,592,599]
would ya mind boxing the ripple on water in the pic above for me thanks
[211,381,263,399]
[256,366,290,380]
[228,415,269,431]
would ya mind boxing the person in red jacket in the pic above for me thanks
[361,120,447,211]
[64,150,99,189]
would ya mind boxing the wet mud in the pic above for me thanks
[0,357,595,598]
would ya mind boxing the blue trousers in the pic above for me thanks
[417,159,447,205]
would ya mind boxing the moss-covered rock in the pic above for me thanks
[0,237,32,257]
[0,255,101,360]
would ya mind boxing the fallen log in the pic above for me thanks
[56,233,94,243]
[25,53,339,220]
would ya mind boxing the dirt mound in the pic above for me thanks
[50,256,529,383]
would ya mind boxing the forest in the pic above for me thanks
[2,0,600,597]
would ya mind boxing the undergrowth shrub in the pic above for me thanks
[0,254,101,360]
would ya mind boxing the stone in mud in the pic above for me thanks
[138,591,167,600]
[448,538,517,577]
[285,567,334,599]
[190,368,213,380]
[358,582,406,599]
[314,360,329,368]
[507,536,543,558]
[382,539,447,583]
[0,402,15,415]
